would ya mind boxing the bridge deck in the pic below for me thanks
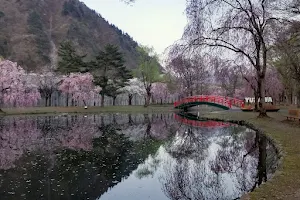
[174,95,244,110]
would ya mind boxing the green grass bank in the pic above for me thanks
[0,105,175,115]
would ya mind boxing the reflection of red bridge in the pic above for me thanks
[174,114,232,128]
[174,95,245,110]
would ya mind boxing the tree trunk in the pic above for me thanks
[258,42,268,118]
[112,97,116,106]
[160,98,163,105]
[258,75,268,117]
[144,93,151,107]
[45,97,48,107]
[128,94,133,106]
[144,87,151,107]
[101,93,105,107]
[66,94,69,107]
[254,91,259,111]
[49,95,52,107]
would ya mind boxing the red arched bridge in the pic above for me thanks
[174,95,245,110]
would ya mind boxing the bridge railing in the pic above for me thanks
[174,95,245,108]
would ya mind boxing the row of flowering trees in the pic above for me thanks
[0,60,101,109]
[0,57,285,109]
[0,59,176,109]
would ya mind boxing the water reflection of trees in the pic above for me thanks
[160,123,278,200]
[0,113,175,199]
[0,114,279,200]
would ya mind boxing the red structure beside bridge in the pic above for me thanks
[174,95,245,110]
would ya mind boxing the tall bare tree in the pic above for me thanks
[167,52,210,97]
[213,58,242,98]
[183,0,291,117]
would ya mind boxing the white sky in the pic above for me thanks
[81,0,187,56]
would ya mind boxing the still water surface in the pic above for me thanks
[0,113,278,200]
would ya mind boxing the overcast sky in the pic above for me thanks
[81,0,187,56]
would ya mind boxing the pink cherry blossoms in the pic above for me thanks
[0,60,41,107]
[59,72,101,105]
[152,82,170,104]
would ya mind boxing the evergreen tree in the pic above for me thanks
[56,41,87,74]
[91,44,132,106]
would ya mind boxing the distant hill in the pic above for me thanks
[0,0,140,72]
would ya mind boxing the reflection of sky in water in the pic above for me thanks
[99,130,258,200]
[99,146,170,200]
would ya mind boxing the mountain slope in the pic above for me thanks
[0,0,139,71]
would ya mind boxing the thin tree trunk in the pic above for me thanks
[254,91,259,111]
[101,93,105,107]
[49,95,52,107]
[258,75,267,117]
[128,94,133,105]
[112,97,116,106]
[66,94,69,107]
[45,97,48,107]
[258,43,268,117]
[144,87,151,107]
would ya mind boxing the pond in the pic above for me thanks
[0,112,278,200]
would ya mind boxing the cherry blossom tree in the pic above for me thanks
[167,53,210,97]
[265,67,284,104]
[119,78,145,105]
[240,67,284,107]
[213,58,243,97]
[27,72,62,107]
[0,60,41,110]
[58,72,101,107]
[183,0,293,117]
[152,82,170,104]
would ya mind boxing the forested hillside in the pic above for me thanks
[0,0,140,71]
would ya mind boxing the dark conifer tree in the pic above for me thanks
[91,44,132,106]
[56,41,87,74]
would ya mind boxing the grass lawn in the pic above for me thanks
[0,104,175,115]
[203,110,300,200]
